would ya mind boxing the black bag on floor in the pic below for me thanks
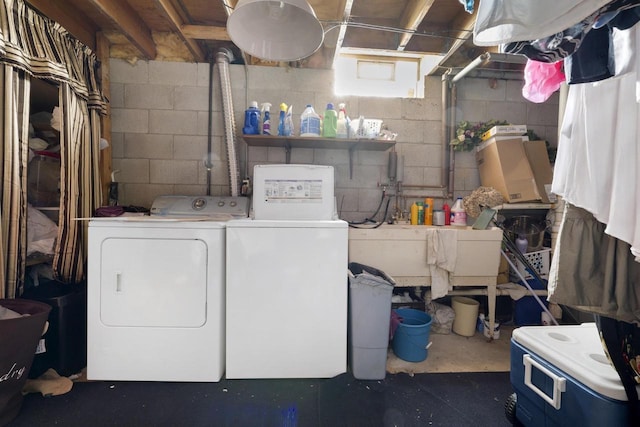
[0,299,51,426]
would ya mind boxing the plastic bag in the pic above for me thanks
[522,59,565,103]
[426,301,455,334]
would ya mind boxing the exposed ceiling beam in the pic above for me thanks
[397,0,435,52]
[329,0,354,68]
[88,0,156,59]
[436,8,476,67]
[181,25,230,41]
[154,0,205,61]
[26,0,97,49]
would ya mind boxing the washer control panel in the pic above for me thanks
[151,195,250,218]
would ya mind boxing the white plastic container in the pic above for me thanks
[300,104,321,137]
[451,197,467,226]
[336,103,349,139]
[510,323,636,426]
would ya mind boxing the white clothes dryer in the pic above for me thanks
[87,196,248,382]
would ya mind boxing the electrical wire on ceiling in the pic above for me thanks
[322,20,473,41]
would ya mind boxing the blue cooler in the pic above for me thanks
[510,323,638,426]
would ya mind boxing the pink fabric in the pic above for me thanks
[522,60,566,103]
[390,310,402,340]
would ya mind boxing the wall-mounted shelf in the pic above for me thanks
[241,135,396,178]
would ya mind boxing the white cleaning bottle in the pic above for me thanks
[451,197,467,226]
[516,234,528,254]
[336,103,349,139]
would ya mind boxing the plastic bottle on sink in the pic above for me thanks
[451,197,467,226]
[443,202,451,225]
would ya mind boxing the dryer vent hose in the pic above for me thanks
[216,48,240,197]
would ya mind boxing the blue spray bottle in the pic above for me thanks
[261,102,272,135]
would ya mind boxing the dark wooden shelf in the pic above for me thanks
[241,135,396,178]
[241,135,395,151]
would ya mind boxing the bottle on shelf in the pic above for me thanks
[443,202,451,225]
[300,104,321,137]
[323,103,338,138]
[242,101,261,135]
[278,102,293,136]
[336,103,349,139]
[261,102,272,135]
[451,197,467,226]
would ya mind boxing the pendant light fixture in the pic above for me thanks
[226,0,324,62]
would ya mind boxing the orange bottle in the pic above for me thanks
[424,198,433,225]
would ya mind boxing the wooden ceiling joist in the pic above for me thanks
[436,7,476,67]
[88,0,156,59]
[26,0,97,49]
[181,25,230,41]
[397,0,435,51]
[155,0,205,61]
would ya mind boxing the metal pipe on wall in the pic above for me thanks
[441,72,452,197]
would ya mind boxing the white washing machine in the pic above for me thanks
[226,165,348,379]
[87,196,249,382]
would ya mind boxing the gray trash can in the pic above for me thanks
[348,262,395,380]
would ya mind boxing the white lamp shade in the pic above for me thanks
[227,0,324,62]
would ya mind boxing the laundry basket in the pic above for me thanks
[0,299,51,426]
[355,118,383,139]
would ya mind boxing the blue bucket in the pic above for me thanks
[391,309,433,362]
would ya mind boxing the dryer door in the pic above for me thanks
[99,237,208,327]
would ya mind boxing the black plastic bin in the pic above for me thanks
[0,298,51,426]
[21,280,87,378]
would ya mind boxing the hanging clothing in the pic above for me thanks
[548,204,640,323]
[551,22,640,260]
[473,0,611,46]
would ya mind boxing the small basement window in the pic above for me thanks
[334,52,442,98]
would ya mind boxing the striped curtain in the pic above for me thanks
[0,0,105,297]
[0,65,29,298]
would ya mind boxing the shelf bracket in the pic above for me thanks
[348,146,355,179]
[284,143,292,164]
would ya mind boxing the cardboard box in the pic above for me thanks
[475,137,554,203]
[480,124,527,141]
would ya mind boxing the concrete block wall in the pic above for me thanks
[110,58,559,220]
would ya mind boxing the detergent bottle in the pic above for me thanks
[242,101,260,135]
[322,103,338,138]
[300,104,321,137]
[451,197,467,226]
[261,102,272,135]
